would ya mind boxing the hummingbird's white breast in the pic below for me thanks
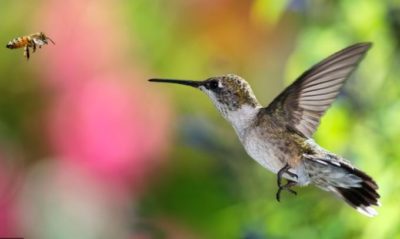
[242,130,285,173]
[226,105,310,185]
[241,127,310,185]
[224,105,284,172]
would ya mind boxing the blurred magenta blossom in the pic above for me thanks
[38,0,172,187]
[3,0,176,237]
[48,78,171,186]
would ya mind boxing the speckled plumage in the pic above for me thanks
[149,42,380,217]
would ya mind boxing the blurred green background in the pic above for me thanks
[0,0,399,238]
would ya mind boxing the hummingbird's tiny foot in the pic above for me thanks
[276,189,282,202]
[287,187,297,195]
[277,163,290,187]
[277,163,298,187]
[276,180,297,202]
[286,171,298,180]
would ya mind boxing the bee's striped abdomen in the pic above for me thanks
[6,32,54,59]
[6,36,31,49]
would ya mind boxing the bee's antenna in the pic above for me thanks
[47,37,55,45]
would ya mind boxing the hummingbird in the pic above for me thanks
[149,43,380,217]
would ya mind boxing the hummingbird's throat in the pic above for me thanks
[223,104,261,132]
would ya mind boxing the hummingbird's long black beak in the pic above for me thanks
[148,79,203,88]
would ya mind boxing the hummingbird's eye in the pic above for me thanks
[208,80,219,90]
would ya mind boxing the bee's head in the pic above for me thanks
[39,32,55,45]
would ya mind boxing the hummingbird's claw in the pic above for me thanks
[276,180,297,202]
[286,171,298,179]
[276,163,298,202]
[277,163,298,186]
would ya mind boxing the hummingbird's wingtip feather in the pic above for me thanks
[351,42,373,49]
[266,42,374,138]
[357,206,378,217]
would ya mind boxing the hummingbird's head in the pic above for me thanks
[149,74,261,121]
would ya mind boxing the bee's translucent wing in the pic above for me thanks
[33,38,46,46]
[266,43,372,138]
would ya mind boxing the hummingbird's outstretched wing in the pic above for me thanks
[266,43,372,138]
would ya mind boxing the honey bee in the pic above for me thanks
[6,32,55,60]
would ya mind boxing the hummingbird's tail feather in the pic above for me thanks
[303,154,380,217]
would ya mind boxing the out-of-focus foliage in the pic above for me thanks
[0,0,399,238]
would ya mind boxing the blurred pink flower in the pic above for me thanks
[48,78,170,186]
[37,0,172,188]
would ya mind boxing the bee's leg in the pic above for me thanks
[276,163,298,202]
[24,46,30,60]
[32,43,36,53]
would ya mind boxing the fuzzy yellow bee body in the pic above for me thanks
[6,32,55,59]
